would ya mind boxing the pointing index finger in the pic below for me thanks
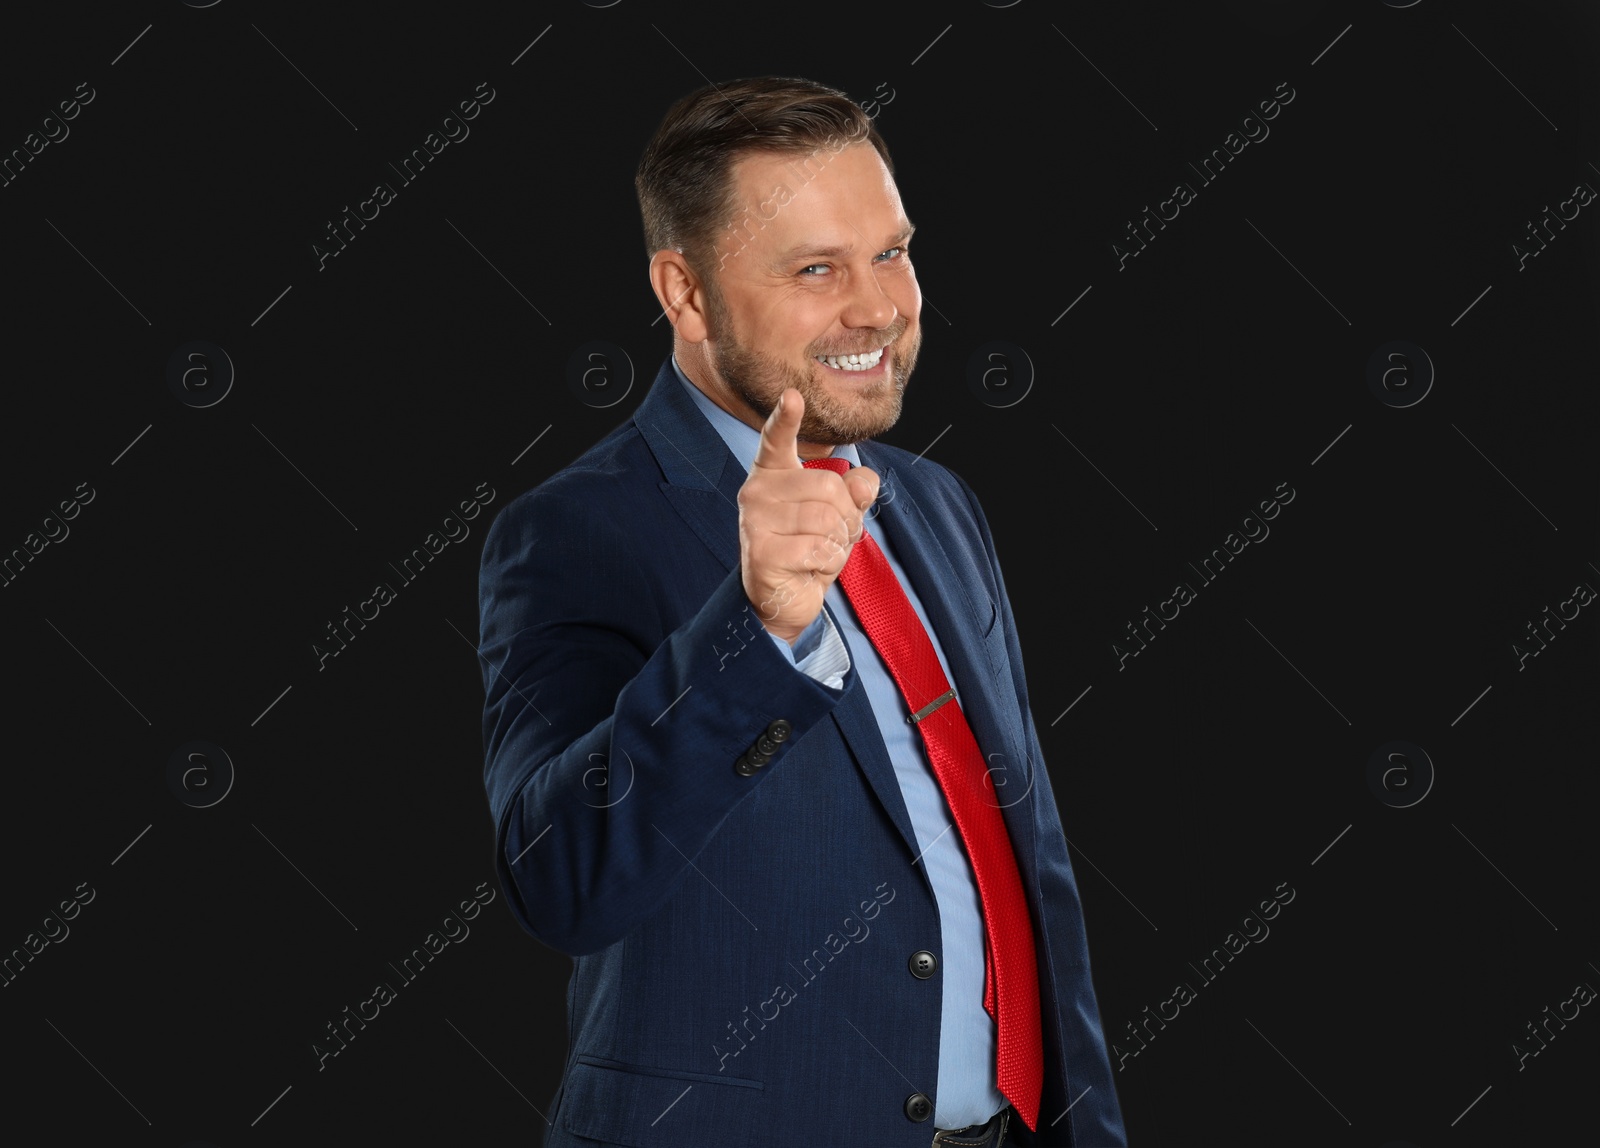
[752,387,804,471]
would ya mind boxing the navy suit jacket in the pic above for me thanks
[478,358,1126,1146]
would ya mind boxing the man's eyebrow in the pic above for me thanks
[773,222,916,266]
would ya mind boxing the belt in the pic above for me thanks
[931,1104,1010,1148]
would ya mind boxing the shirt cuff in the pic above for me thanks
[767,609,850,690]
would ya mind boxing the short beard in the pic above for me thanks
[704,283,919,447]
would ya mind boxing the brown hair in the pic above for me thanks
[635,76,893,287]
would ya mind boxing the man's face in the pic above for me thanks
[696,142,921,448]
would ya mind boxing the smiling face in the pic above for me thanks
[660,142,922,456]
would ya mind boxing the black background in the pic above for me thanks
[1,1,1595,1145]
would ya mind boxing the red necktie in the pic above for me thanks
[803,456,1042,1132]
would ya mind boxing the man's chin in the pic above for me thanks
[799,388,905,445]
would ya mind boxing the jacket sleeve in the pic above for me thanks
[954,473,1128,1147]
[477,480,852,956]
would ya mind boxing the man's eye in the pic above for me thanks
[798,248,906,276]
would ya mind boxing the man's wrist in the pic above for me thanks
[767,612,825,654]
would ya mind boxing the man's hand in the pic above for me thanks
[738,387,880,643]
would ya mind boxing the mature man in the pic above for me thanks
[478,76,1126,1146]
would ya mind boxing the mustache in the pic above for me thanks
[811,322,907,359]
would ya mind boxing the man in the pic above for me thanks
[478,76,1126,1146]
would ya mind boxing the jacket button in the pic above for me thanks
[756,735,780,755]
[734,758,757,778]
[744,748,771,768]
[904,1092,933,1122]
[766,719,793,742]
[908,950,937,979]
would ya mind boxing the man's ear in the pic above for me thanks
[648,250,710,343]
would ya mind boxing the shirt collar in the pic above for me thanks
[671,353,863,475]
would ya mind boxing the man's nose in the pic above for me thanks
[838,264,898,331]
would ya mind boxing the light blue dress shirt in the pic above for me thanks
[672,356,1006,1129]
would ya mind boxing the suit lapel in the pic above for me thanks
[634,362,746,569]
[858,446,1040,884]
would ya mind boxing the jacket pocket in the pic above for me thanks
[561,1055,765,1147]
[573,1054,762,1089]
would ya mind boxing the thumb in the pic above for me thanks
[845,465,880,510]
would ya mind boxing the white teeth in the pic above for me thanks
[815,347,884,371]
